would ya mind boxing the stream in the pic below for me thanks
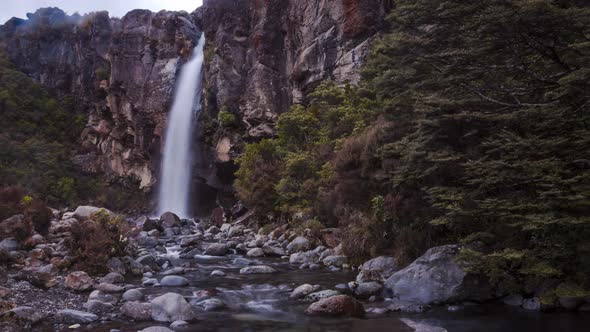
[39,232,590,332]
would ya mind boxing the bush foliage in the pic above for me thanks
[236,0,590,289]
[68,210,129,275]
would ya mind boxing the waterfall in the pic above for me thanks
[157,33,205,218]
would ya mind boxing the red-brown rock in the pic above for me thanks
[305,295,365,317]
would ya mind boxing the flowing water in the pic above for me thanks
[63,234,589,332]
[157,34,206,219]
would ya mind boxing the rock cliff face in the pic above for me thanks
[0,7,201,191]
[198,0,392,142]
[0,1,391,206]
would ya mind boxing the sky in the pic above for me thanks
[0,0,203,24]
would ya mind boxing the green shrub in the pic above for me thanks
[218,108,238,128]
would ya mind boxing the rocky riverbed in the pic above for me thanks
[1,206,590,331]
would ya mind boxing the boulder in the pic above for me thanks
[239,265,277,274]
[322,255,347,267]
[55,309,98,324]
[287,236,311,252]
[203,243,229,256]
[140,327,174,332]
[88,290,117,305]
[73,206,111,220]
[136,235,159,248]
[150,292,195,322]
[170,320,189,330]
[523,297,541,311]
[180,235,201,247]
[246,248,265,257]
[136,254,159,270]
[289,251,319,265]
[192,298,226,311]
[96,282,125,293]
[353,282,383,298]
[100,272,124,284]
[290,284,320,299]
[356,256,399,282]
[65,271,94,291]
[304,290,340,302]
[122,289,144,302]
[160,212,181,228]
[384,245,491,305]
[83,300,114,314]
[305,295,365,317]
[0,238,19,252]
[160,276,189,287]
[121,301,152,321]
[262,245,286,257]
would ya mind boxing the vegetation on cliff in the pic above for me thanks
[0,52,145,211]
[236,0,590,294]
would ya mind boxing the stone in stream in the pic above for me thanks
[246,247,264,257]
[160,276,189,287]
[356,256,399,283]
[170,320,189,329]
[290,284,321,299]
[304,290,341,302]
[136,254,159,270]
[352,282,383,298]
[136,235,159,248]
[150,292,196,322]
[65,271,94,291]
[83,300,114,314]
[180,235,201,247]
[122,289,144,302]
[192,298,226,311]
[202,243,229,256]
[384,245,492,305]
[305,295,364,317]
[140,327,174,332]
[160,212,181,228]
[289,251,320,265]
[210,270,225,277]
[239,265,277,274]
[400,319,446,332]
[88,290,117,305]
[96,283,125,293]
[162,267,185,275]
[142,278,159,286]
[523,297,541,311]
[262,245,286,257]
[322,255,348,267]
[100,272,124,284]
[121,301,152,321]
[55,309,98,324]
[286,236,311,252]
[232,258,254,266]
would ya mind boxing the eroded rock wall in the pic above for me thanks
[0,8,201,190]
[0,1,391,201]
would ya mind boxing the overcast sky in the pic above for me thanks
[0,0,203,24]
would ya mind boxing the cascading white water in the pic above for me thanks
[157,33,205,218]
